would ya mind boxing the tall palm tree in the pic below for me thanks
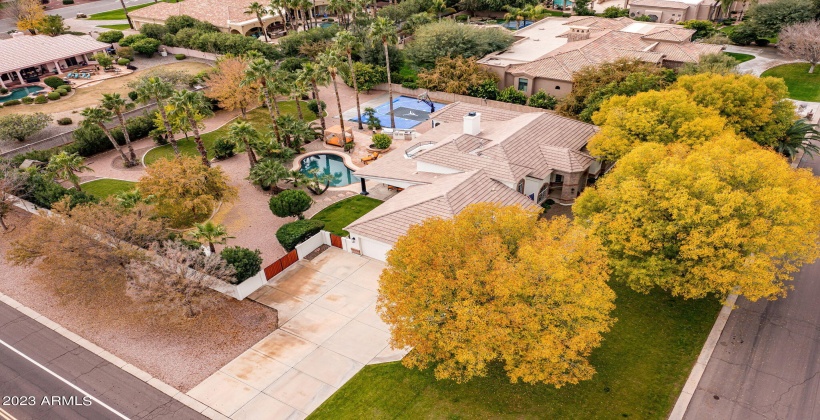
[229,120,260,169]
[318,50,348,144]
[328,0,350,27]
[370,17,398,129]
[269,0,289,32]
[47,151,92,192]
[289,76,309,120]
[247,158,291,193]
[245,2,271,42]
[189,221,232,254]
[134,76,179,156]
[296,61,330,134]
[776,119,820,160]
[298,0,312,30]
[503,6,525,29]
[80,106,130,165]
[429,0,446,20]
[242,56,283,144]
[101,93,137,166]
[335,30,364,129]
[168,90,214,167]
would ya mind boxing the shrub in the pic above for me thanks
[602,6,629,17]
[57,117,72,125]
[139,23,167,40]
[22,170,97,209]
[92,52,113,69]
[401,80,418,89]
[727,23,758,45]
[117,58,131,66]
[0,113,51,141]
[497,86,528,105]
[276,220,325,251]
[307,99,326,115]
[62,0,74,4]
[340,61,387,92]
[371,133,392,149]
[220,246,263,284]
[681,20,715,40]
[466,78,500,100]
[418,56,499,95]
[278,26,339,57]
[527,90,558,109]
[60,84,71,92]
[755,38,771,46]
[175,54,186,60]
[118,34,147,47]
[21,97,34,104]
[116,46,134,60]
[43,76,65,89]
[34,96,47,104]
[3,99,21,106]
[131,38,161,56]
[56,89,68,96]
[405,20,515,68]
[363,107,381,130]
[69,114,156,156]
[269,189,313,219]
[97,30,124,43]
[47,92,61,101]
[165,15,199,34]
[213,137,236,159]
[0,88,7,94]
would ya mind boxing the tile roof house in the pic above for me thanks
[345,102,602,261]
[0,34,109,88]
[478,16,723,99]
[627,0,752,23]
[129,0,285,36]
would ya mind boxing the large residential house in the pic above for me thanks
[345,102,601,261]
[0,34,109,88]
[627,0,753,23]
[129,0,287,36]
[478,16,723,98]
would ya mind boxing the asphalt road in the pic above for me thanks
[684,151,820,420]
[0,0,153,32]
[0,301,205,420]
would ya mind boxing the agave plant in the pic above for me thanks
[776,119,820,160]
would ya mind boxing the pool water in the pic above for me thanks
[501,20,533,30]
[351,95,448,129]
[299,153,360,187]
[0,86,44,103]
[553,0,574,7]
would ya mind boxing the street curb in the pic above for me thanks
[668,293,738,420]
[0,292,220,419]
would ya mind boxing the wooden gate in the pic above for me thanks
[330,234,343,248]
[263,249,299,280]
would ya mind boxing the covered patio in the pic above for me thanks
[0,34,110,89]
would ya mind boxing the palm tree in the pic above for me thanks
[168,90,214,167]
[247,158,291,193]
[318,50,348,144]
[298,0,312,30]
[335,30,364,129]
[522,4,546,22]
[296,61,330,134]
[47,151,93,191]
[289,76,310,120]
[134,76,179,156]
[80,107,131,165]
[101,93,137,166]
[229,120,260,169]
[245,2,271,42]
[370,17,398,129]
[429,0,446,20]
[776,119,820,160]
[503,6,526,29]
[189,221,232,254]
[328,0,350,27]
[269,0,289,32]
[243,56,284,145]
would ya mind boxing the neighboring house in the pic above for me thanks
[129,0,285,36]
[628,0,753,23]
[478,16,723,98]
[347,102,602,261]
[0,34,109,88]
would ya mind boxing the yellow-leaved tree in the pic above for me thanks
[137,156,237,228]
[587,89,727,161]
[13,0,45,33]
[378,203,616,386]
[672,73,795,147]
[574,133,820,301]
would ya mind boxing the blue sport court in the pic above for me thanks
[352,95,448,129]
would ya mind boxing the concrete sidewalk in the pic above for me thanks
[187,248,408,419]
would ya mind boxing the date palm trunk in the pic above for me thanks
[187,111,210,167]
[261,81,284,145]
[97,123,130,166]
[331,72,346,144]
[347,52,363,129]
[156,99,179,156]
[383,41,395,129]
[313,82,326,134]
[115,111,137,165]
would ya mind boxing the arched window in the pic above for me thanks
[517,179,525,193]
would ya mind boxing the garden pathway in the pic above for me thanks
[724,45,800,76]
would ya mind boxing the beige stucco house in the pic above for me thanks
[0,34,109,88]
[129,0,285,36]
[627,0,752,23]
[478,16,723,98]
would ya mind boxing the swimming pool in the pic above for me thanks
[501,20,533,30]
[352,95,448,129]
[0,86,44,103]
[299,153,360,187]
[553,0,574,8]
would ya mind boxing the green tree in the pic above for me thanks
[245,2,270,42]
[681,20,715,40]
[190,221,233,253]
[247,158,291,192]
[168,90,214,167]
[497,85,527,105]
[36,15,68,36]
[134,77,179,155]
[47,151,92,192]
[678,52,739,75]
[335,30,365,129]
[749,0,815,37]
[269,189,312,219]
[229,120,260,169]
[92,52,114,69]
[404,20,514,68]
[417,56,498,95]
[80,107,130,165]
[0,113,51,142]
[101,93,138,166]
[573,0,595,15]
[296,61,330,133]
[601,6,629,17]
[527,90,557,109]
[220,246,263,283]
[318,50,349,145]
[370,17,398,128]
[243,55,283,144]
[379,203,615,385]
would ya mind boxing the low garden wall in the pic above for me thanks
[160,46,219,62]
[372,83,550,114]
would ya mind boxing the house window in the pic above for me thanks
[555,86,561,90]
[517,179,525,193]
[537,183,548,203]
[554,174,564,183]
[517,78,528,92]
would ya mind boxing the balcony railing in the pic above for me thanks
[405,141,436,158]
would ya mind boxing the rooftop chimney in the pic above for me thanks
[567,26,591,42]
[464,112,481,136]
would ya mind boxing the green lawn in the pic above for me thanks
[143,102,317,166]
[724,52,755,63]
[309,283,721,420]
[88,3,158,20]
[310,196,383,236]
[761,63,820,101]
[81,179,136,199]
[98,24,132,30]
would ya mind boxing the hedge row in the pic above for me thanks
[276,220,325,251]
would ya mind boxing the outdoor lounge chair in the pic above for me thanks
[326,135,349,147]
[361,152,379,164]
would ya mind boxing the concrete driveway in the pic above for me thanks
[187,247,408,419]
